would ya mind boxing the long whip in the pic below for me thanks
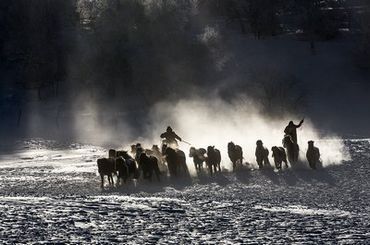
[181,140,192,145]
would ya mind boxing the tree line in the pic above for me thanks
[0,0,369,130]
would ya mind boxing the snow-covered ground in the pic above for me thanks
[0,139,369,243]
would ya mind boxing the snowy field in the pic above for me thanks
[0,139,369,244]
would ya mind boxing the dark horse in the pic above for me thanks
[115,156,129,185]
[306,141,320,169]
[164,146,189,177]
[255,140,270,169]
[227,142,243,171]
[117,151,139,179]
[206,146,221,176]
[97,158,115,188]
[283,135,299,164]
[271,146,288,170]
[138,153,161,181]
[189,147,207,171]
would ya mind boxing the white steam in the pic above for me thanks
[145,97,350,172]
[72,96,350,173]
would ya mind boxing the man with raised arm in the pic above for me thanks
[284,119,304,144]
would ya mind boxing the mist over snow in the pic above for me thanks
[1,1,370,243]
[70,94,350,173]
[146,97,350,170]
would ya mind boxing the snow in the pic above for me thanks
[0,138,369,243]
[253,204,352,217]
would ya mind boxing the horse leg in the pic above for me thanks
[149,170,153,182]
[287,149,293,164]
[155,166,161,182]
[100,174,104,188]
[264,156,270,167]
[208,164,213,176]
[144,170,148,180]
[293,146,299,162]
[109,174,114,186]
[168,164,172,176]
[124,169,128,183]
[257,158,263,169]
[309,161,316,170]
[116,175,120,187]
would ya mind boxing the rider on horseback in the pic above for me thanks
[284,119,304,144]
[283,119,303,164]
[160,126,182,148]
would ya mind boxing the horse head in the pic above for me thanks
[282,135,294,147]
[228,142,235,150]
[189,147,196,157]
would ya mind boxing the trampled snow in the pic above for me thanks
[0,139,368,243]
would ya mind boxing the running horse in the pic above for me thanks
[282,135,299,164]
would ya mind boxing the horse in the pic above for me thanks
[283,135,299,164]
[189,147,207,171]
[97,158,116,188]
[118,151,139,179]
[108,149,116,159]
[227,142,243,171]
[206,146,221,176]
[146,145,167,174]
[164,146,188,177]
[271,146,288,170]
[115,156,129,185]
[138,153,160,181]
[135,144,144,162]
[306,141,320,169]
[255,140,270,169]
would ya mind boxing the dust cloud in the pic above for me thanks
[73,96,350,173]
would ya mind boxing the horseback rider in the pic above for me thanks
[284,119,304,144]
[160,126,182,148]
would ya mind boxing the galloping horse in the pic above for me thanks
[271,146,289,170]
[189,147,207,171]
[206,146,221,176]
[282,135,299,164]
[138,153,161,182]
[163,144,189,177]
[227,142,243,171]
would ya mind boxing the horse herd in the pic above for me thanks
[97,136,321,188]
